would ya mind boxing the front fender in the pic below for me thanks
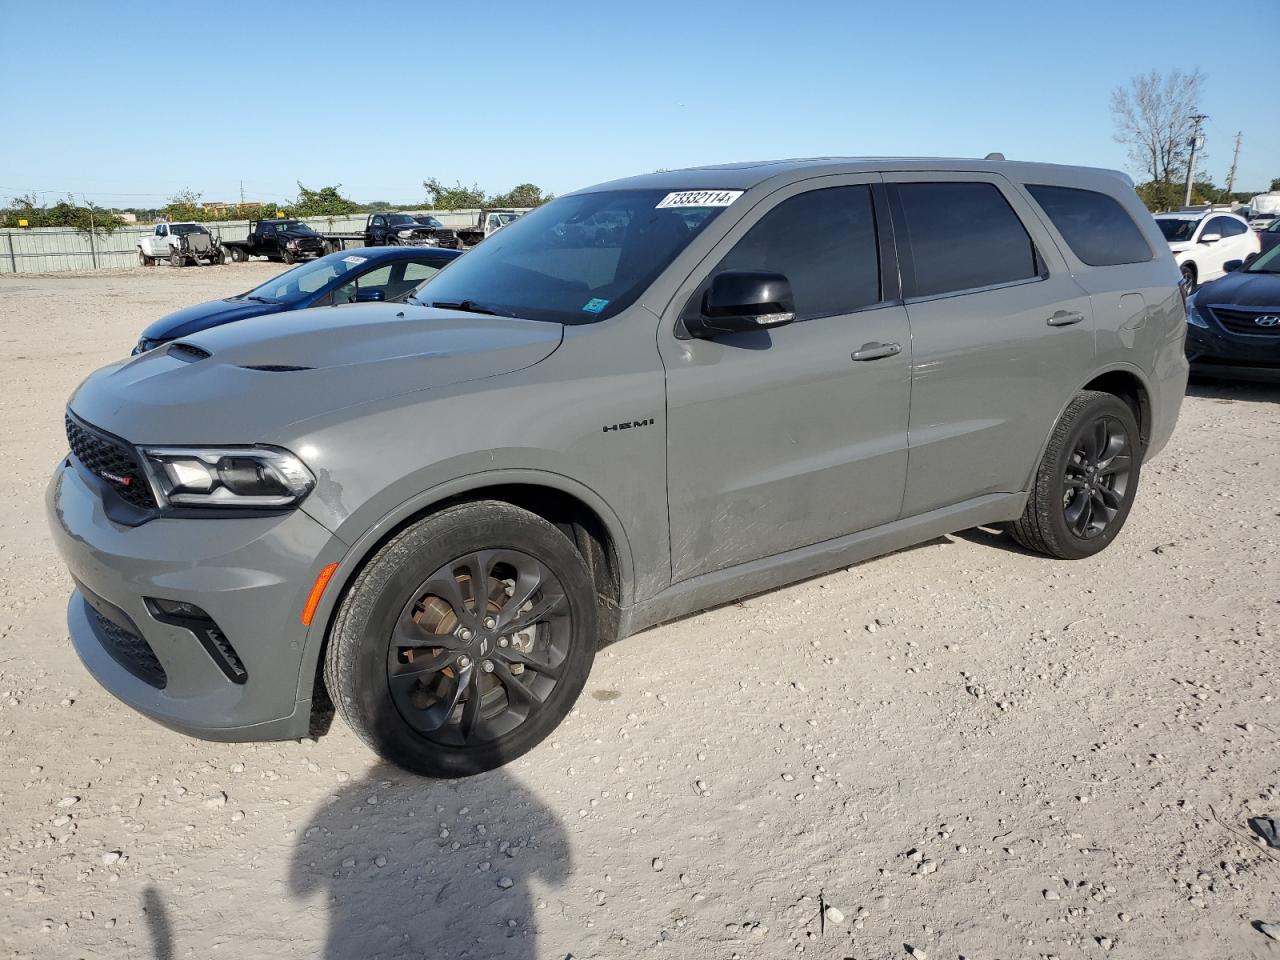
[291,467,638,706]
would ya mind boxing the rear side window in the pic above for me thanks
[712,185,880,320]
[1026,184,1153,266]
[893,182,1039,298]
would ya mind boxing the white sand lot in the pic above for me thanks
[1,263,1278,959]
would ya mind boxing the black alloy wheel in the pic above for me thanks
[324,501,598,777]
[386,549,570,746]
[1009,390,1141,559]
[1061,414,1132,540]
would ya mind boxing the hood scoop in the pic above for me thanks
[239,364,313,372]
[168,342,211,362]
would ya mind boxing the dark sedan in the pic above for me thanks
[133,246,463,352]
[1259,218,1280,257]
[1185,244,1280,380]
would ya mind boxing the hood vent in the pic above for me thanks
[239,364,313,372]
[169,342,211,362]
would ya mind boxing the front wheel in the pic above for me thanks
[1009,391,1141,560]
[169,248,183,267]
[137,248,152,267]
[324,501,598,777]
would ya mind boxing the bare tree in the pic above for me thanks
[1110,69,1205,185]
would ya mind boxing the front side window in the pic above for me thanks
[414,189,730,323]
[708,185,880,320]
[1025,184,1152,266]
[1217,217,1247,237]
[1203,217,1235,239]
[893,182,1039,298]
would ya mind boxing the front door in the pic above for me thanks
[660,177,911,581]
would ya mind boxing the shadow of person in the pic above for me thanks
[290,760,570,960]
[141,885,173,960]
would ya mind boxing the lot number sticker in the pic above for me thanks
[655,190,743,209]
[342,255,367,265]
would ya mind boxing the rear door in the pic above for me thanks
[885,174,1095,517]
[660,176,912,580]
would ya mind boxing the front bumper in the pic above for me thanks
[46,456,344,741]
[1186,323,1280,381]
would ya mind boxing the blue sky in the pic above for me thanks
[1,0,1276,207]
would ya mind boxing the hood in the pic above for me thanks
[280,230,322,242]
[68,304,564,445]
[1197,269,1280,308]
[139,298,285,343]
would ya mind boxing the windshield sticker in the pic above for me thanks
[655,190,743,209]
[582,298,610,314]
[341,255,367,265]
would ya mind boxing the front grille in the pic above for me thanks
[90,607,167,688]
[65,415,157,509]
[1209,306,1280,337]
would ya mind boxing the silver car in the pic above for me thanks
[47,158,1188,776]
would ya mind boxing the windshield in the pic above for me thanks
[498,213,520,225]
[1245,246,1280,274]
[1156,218,1197,242]
[240,252,374,302]
[385,214,418,226]
[170,223,208,236]
[410,189,731,323]
[414,216,444,228]
[268,221,316,235]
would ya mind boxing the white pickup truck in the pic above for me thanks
[137,222,224,267]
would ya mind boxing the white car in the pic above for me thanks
[1154,211,1260,291]
[137,222,220,267]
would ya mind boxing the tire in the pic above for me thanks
[1180,262,1197,293]
[283,248,296,264]
[234,247,249,263]
[169,248,182,268]
[137,248,151,267]
[324,501,598,777]
[1009,390,1141,560]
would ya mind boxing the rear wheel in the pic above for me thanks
[1009,391,1140,559]
[324,501,598,777]
[1180,262,1197,292]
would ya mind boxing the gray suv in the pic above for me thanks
[47,158,1188,776]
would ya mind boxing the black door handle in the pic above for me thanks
[852,341,902,361]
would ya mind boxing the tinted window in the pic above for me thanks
[1217,217,1247,237]
[1025,184,1152,266]
[894,182,1039,297]
[711,186,880,320]
[1204,217,1235,239]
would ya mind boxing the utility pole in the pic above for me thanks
[1224,131,1242,200]
[1183,114,1208,207]
[240,180,246,206]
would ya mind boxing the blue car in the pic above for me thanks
[133,246,464,353]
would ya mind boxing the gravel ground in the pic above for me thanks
[1,264,1278,960]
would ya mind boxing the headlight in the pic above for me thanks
[1186,293,1208,328]
[397,229,415,238]
[139,446,314,509]
[287,239,299,248]
[132,338,157,355]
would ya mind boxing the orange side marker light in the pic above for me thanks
[301,562,339,626]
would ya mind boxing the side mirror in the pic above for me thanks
[685,271,796,339]
[1199,232,1221,244]
[354,289,386,303]
[1224,259,1244,272]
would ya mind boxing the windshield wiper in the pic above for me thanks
[244,295,279,304]
[429,299,515,317]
